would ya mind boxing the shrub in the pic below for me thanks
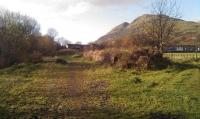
[115,48,171,70]
[148,82,159,88]
[132,77,142,84]
[56,49,78,56]
[84,50,104,62]
[84,47,171,70]
[149,51,171,69]
[56,58,67,65]
[100,50,112,64]
[30,51,43,63]
[72,54,82,58]
[136,56,150,71]
[113,48,150,69]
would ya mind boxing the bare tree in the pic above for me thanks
[47,28,58,39]
[0,8,59,68]
[57,37,72,46]
[147,0,181,53]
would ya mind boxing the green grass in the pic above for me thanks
[0,56,108,118]
[86,61,200,118]
[164,53,200,61]
[0,55,199,118]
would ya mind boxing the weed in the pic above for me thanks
[148,82,159,88]
[132,77,142,84]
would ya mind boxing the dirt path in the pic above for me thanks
[44,61,110,118]
[66,65,85,97]
[4,61,111,118]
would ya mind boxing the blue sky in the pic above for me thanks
[117,0,200,23]
[181,0,200,21]
[0,0,199,43]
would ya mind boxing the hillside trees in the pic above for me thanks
[0,9,60,68]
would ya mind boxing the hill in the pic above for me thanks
[96,22,129,44]
[96,14,200,46]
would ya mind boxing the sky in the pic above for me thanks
[0,0,199,44]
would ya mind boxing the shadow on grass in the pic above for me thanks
[168,61,200,72]
[144,111,186,119]
[0,106,134,119]
[0,107,188,119]
[67,61,99,69]
[0,63,40,75]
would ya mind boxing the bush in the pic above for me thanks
[132,77,142,84]
[115,48,171,70]
[136,56,149,71]
[56,49,77,56]
[84,50,105,62]
[99,51,111,63]
[72,54,82,58]
[56,58,67,65]
[84,47,171,70]
[149,51,171,69]
[148,82,159,88]
[30,51,43,63]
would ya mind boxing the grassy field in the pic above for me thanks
[0,55,199,118]
[86,61,200,118]
[164,53,200,60]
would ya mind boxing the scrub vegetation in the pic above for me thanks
[0,55,199,119]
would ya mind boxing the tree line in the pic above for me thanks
[0,9,62,68]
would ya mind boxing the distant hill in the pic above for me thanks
[96,14,200,46]
[96,22,129,44]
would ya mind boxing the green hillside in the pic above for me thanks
[96,14,200,46]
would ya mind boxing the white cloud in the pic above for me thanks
[86,0,142,6]
[65,2,91,17]
[0,0,145,43]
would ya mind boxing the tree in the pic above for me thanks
[0,8,59,68]
[57,37,71,46]
[0,9,41,67]
[37,35,56,56]
[146,0,181,53]
[47,28,58,39]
